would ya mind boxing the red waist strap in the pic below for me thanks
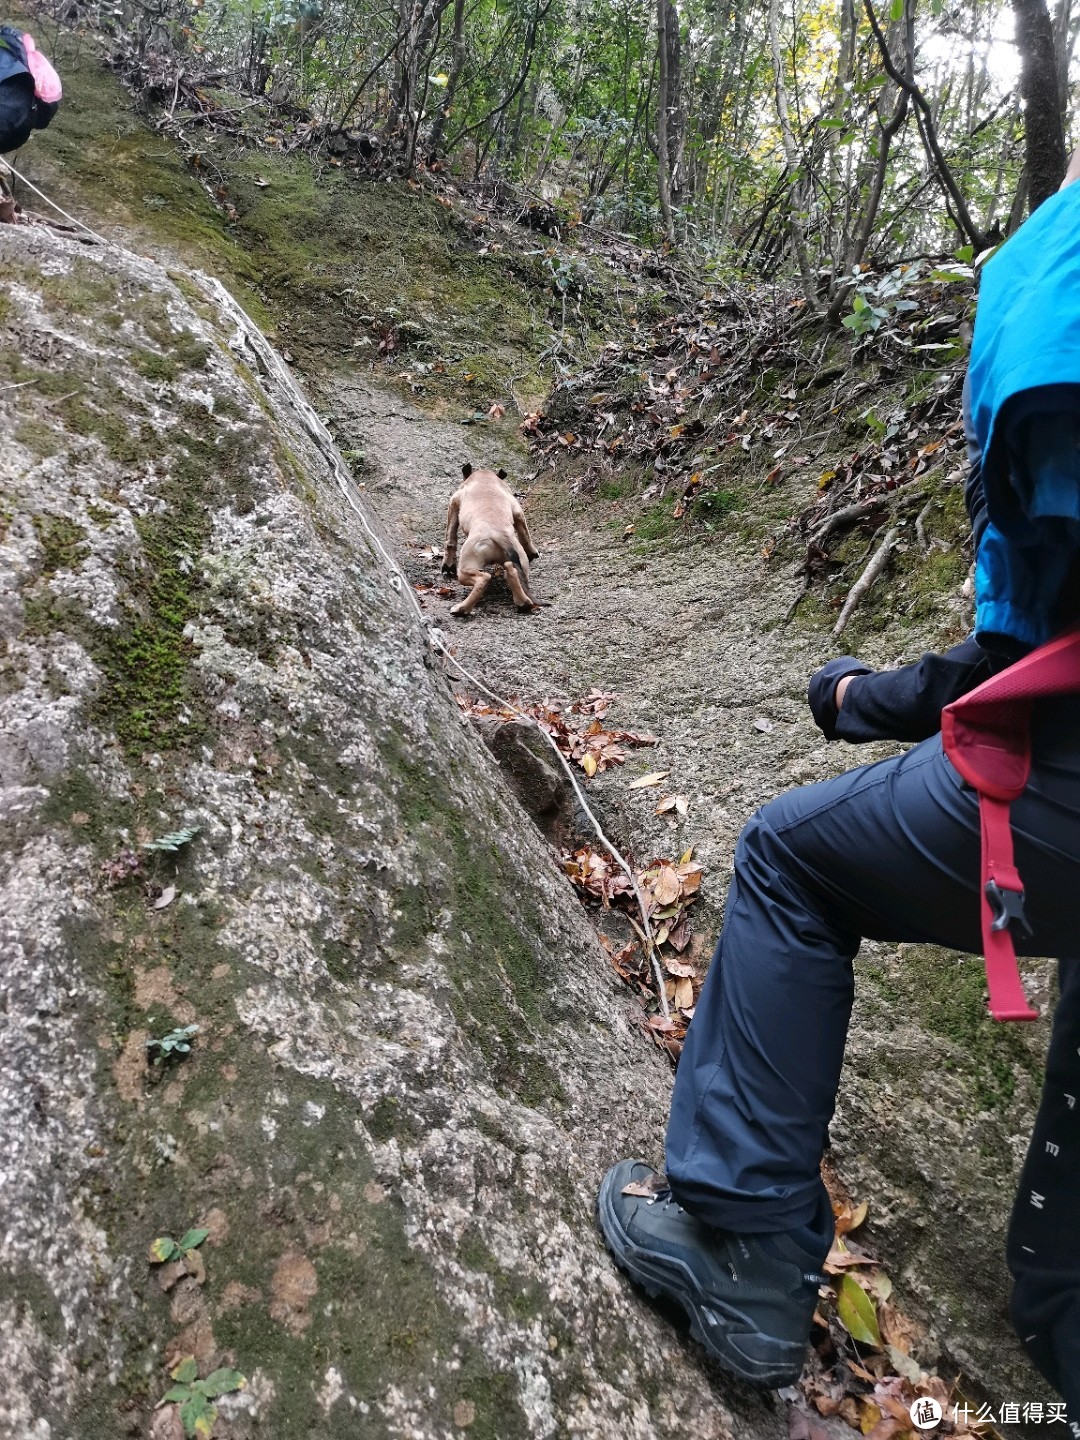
[941,626,1080,1022]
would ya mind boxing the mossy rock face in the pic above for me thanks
[0,228,782,1439]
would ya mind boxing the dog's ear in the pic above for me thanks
[461,462,473,478]
[497,468,507,479]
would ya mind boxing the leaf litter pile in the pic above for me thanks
[457,689,703,1050]
[785,1187,1003,1440]
[566,845,706,1060]
[456,688,657,777]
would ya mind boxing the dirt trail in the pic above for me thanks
[320,371,1052,1415]
[324,372,860,919]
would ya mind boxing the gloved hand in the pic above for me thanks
[808,657,874,741]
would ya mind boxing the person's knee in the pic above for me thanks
[735,798,804,877]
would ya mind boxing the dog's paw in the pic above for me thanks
[449,602,471,617]
[527,550,540,563]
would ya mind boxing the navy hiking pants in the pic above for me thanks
[665,708,1080,1410]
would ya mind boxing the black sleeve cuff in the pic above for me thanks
[808,657,875,741]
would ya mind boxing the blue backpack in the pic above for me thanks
[966,183,1080,651]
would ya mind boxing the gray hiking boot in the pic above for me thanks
[597,1158,825,1387]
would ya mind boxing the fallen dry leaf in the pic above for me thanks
[621,1178,666,1198]
[154,885,176,910]
[825,1246,878,1272]
[629,770,670,789]
[672,976,694,1010]
[650,864,682,906]
[835,1199,869,1235]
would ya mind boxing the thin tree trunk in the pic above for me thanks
[663,0,686,213]
[768,0,820,308]
[1012,0,1067,209]
[426,0,466,161]
[656,0,676,243]
[862,0,986,248]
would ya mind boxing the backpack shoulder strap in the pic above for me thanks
[942,627,1080,1020]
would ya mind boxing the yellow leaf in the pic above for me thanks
[679,847,694,864]
[581,753,598,777]
[858,1401,882,1435]
[628,770,670,789]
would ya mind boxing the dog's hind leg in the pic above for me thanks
[513,506,540,562]
[450,567,493,616]
[503,559,538,611]
[442,493,462,573]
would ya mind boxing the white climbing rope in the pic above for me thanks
[3,158,112,247]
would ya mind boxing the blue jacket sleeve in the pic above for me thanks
[809,638,995,744]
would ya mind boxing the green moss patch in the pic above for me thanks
[31,513,88,575]
[864,944,1046,1114]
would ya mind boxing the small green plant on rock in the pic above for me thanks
[148,1226,210,1263]
[158,1354,247,1438]
[146,1025,199,1066]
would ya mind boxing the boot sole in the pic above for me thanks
[597,1168,807,1387]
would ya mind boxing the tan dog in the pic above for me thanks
[442,463,540,616]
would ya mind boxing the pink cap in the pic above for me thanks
[22,34,62,104]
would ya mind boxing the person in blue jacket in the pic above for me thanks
[597,149,1080,1412]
